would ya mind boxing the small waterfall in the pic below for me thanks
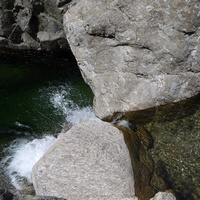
[0,83,99,190]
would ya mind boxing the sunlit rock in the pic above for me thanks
[150,191,176,200]
[32,121,137,200]
[64,0,200,119]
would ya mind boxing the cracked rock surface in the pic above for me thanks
[64,0,200,119]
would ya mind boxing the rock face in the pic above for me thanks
[0,0,74,51]
[31,121,137,200]
[64,0,200,119]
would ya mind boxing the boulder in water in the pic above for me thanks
[31,121,137,200]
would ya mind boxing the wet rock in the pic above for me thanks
[32,121,137,200]
[121,94,200,200]
[118,126,157,200]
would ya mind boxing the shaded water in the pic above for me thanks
[115,94,200,200]
[0,52,96,192]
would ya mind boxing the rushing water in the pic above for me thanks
[0,52,97,192]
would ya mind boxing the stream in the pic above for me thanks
[0,52,97,192]
[0,52,199,199]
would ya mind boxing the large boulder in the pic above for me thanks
[31,121,137,200]
[64,0,200,119]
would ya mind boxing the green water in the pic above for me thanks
[0,52,93,148]
[117,94,200,200]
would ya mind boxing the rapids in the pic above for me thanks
[0,52,97,191]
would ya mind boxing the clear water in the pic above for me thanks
[0,53,98,191]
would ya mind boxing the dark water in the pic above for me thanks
[0,53,93,135]
[119,94,200,200]
[0,52,94,191]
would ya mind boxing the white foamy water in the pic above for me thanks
[50,89,98,124]
[1,86,99,190]
[1,136,58,189]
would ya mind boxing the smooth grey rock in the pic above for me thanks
[43,0,76,22]
[37,13,69,51]
[21,32,40,50]
[32,121,137,200]
[150,191,176,200]
[64,0,200,119]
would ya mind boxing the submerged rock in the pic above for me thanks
[32,121,137,200]
[64,0,200,119]
[114,94,200,200]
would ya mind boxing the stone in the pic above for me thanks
[117,125,157,200]
[44,0,65,21]
[32,121,137,200]
[21,32,40,50]
[37,13,69,51]
[0,0,71,51]
[145,95,200,200]
[15,7,32,32]
[63,0,200,119]
[150,191,176,200]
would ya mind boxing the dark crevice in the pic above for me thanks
[139,45,151,50]
[28,15,39,39]
[57,0,73,7]
[180,30,196,36]
[135,73,148,77]
[88,32,115,39]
